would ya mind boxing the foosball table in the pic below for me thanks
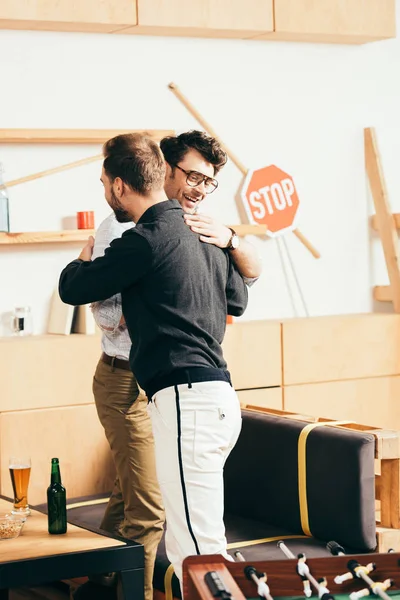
[183,544,400,600]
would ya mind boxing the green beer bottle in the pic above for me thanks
[47,458,67,534]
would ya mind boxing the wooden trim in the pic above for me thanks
[0,230,96,245]
[0,129,174,144]
[365,127,400,312]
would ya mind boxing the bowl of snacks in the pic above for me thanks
[0,513,26,540]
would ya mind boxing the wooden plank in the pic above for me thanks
[371,213,400,231]
[0,498,124,562]
[282,314,400,385]
[0,406,115,505]
[0,230,96,245]
[284,376,400,434]
[380,459,400,529]
[0,129,174,144]
[0,0,136,33]
[222,321,282,389]
[374,285,392,302]
[237,387,282,409]
[0,335,101,412]
[117,0,273,37]
[253,0,396,44]
[365,127,400,313]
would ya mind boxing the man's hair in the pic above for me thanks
[160,130,227,176]
[103,133,166,195]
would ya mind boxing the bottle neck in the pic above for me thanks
[50,464,61,485]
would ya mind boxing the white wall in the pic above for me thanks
[1,6,400,335]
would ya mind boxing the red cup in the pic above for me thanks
[77,211,95,230]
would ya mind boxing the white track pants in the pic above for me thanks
[148,380,242,585]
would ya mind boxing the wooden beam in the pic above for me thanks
[0,230,95,245]
[365,127,400,312]
[371,213,400,231]
[374,285,392,302]
[0,129,174,144]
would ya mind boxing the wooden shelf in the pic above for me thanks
[0,129,174,144]
[0,230,96,245]
[0,225,266,246]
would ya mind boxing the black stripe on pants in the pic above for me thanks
[174,384,200,555]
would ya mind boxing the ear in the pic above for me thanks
[113,176,124,198]
[165,162,173,180]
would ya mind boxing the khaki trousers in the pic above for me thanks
[93,359,165,600]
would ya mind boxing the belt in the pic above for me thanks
[146,367,231,400]
[101,352,131,372]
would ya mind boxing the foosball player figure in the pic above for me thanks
[334,561,376,584]
[244,566,273,600]
[296,554,312,598]
[317,577,335,600]
[349,579,393,600]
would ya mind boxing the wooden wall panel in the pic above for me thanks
[0,0,136,32]
[0,335,101,412]
[253,0,396,43]
[284,376,400,431]
[237,387,282,409]
[282,314,400,385]
[0,405,115,505]
[117,0,273,38]
[222,320,282,390]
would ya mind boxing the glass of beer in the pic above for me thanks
[9,456,31,516]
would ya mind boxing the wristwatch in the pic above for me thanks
[226,228,240,251]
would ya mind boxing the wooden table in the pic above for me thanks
[0,497,144,599]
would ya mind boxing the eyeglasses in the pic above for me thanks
[173,164,218,194]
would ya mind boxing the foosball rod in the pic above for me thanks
[277,541,332,599]
[234,551,274,600]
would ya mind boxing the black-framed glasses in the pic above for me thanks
[173,164,218,194]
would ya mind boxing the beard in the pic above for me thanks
[109,188,132,223]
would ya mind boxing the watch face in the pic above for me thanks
[231,234,240,249]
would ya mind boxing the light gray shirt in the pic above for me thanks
[91,213,133,360]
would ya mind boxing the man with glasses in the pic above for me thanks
[89,130,261,600]
[162,131,261,278]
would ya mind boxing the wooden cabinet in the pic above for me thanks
[0,0,136,33]
[253,0,396,44]
[0,0,395,42]
[117,0,274,38]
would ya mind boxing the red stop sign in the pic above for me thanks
[241,165,300,236]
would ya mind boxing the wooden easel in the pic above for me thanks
[365,127,400,312]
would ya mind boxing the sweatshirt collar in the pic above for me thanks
[137,199,182,225]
